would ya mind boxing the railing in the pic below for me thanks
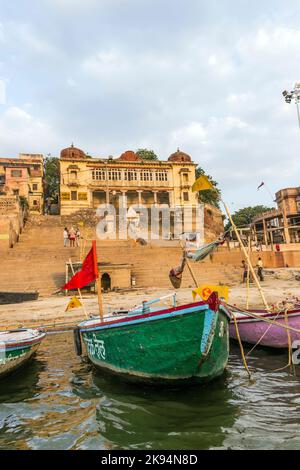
[252,208,281,223]
[0,196,19,214]
[88,179,170,188]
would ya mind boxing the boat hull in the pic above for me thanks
[0,329,45,379]
[0,291,39,305]
[229,308,300,348]
[79,302,230,384]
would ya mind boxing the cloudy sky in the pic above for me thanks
[0,0,300,209]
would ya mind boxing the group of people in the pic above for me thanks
[63,226,81,247]
[242,257,264,283]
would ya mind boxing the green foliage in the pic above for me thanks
[195,166,221,208]
[225,205,274,231]
[136,148,158,161]
[44,156,60,201]
[19,196,29,209]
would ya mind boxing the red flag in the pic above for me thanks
[62,244,98,290]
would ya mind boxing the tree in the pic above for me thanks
[136,148,158,161]
[44,156,60,202]
[195,166,221,208]
[19,196,29,210]
[224,205,274,231]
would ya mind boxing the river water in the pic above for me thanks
[0,331,300,450]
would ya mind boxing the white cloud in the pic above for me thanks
[237,25,300,75]
[66,79,77,88]
[207,53,235,77]
[0,80,6,105]
[2,21,57,57]
[0,106,60,154]
[170,121,208,149]
[0,23,4,43]
[226,92,254,105]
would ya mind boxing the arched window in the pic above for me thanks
[101,273,111,291]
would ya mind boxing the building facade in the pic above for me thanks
[252,187,300,245]
[0,154,44,214]
[59,146,199,215]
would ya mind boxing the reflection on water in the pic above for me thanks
[0,332,300,449]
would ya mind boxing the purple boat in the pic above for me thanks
[227,304,300,348]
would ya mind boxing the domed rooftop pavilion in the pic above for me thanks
[60,144,86,160]
[168,148,192,163]
[117,150,141,162]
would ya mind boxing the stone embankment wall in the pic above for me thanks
[204,204,224,242]
[212,249,300,269]
[0,196,27,249]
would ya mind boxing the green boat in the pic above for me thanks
[0,328,46,379]
[77,292,231,385]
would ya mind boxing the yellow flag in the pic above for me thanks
[192,174,214,192]
[192,285,229,302]
[65,296,82,311]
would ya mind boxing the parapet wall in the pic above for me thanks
[212,250,300,269]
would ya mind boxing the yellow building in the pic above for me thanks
[60,146,199,215]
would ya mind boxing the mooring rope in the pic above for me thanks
[273,307,296,375]
[226,302,300,335]
[245,300,291,357]
[232,312,251,379]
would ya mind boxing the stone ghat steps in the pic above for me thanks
[0,215,241,295]
[0,259,240,295]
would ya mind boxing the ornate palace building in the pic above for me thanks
[0,154,44,214]
[59,145,199,215]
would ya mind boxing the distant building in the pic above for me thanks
[252,187,300,244]
[0,154,44,214]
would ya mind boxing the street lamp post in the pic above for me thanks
[282,82,300,128]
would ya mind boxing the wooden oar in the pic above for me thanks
[179,240,198,288]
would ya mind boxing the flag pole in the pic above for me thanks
[222,200,270,311]
[68,258,88,319]
[246,235,251,310]
[192,174,270,310]
[92,240,104,321]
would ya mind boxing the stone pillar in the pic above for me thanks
[262,218,268,248]
[153,191,158,205]
[282,207,291,244]
[138,190,142,206]
[269,225,274,251]
[88,190,93,208]
[121,190,127,208]
[253,224,258,244]
[106,189,110,205]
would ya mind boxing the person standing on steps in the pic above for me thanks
[69,226,76,247]
[257,257,264,282]
[241,260,248,283]
[75,227,81,247]
[63,227,69,247]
